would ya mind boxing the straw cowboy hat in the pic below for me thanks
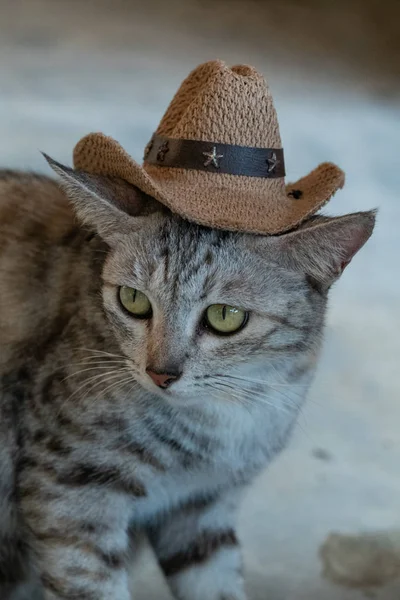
[73,60,345,234]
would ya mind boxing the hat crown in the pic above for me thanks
[157,61,282,149]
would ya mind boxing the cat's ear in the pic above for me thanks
[43,154,160,244]
[262,211,376,288]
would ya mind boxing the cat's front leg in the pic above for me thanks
[148,490,246,600]
[19,470,135,600]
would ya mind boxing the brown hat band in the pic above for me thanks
[144,134,285,179]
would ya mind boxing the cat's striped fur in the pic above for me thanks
[0,164,375,600]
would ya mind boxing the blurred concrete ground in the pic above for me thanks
[1,0,400,598]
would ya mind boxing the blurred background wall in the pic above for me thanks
[1,1,399,598]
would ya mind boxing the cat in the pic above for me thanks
[0,160,375,600]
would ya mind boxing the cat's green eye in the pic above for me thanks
[119,286,152,318]
[204,304,248,335]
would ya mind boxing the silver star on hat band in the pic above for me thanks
[203,146,223,168]
[266,151,279,173]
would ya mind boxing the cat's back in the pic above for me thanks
[0,170,77,366]
[0,169,73,243]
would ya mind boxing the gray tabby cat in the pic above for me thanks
[0,160,375,600]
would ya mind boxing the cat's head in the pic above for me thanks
[47,157,375,406]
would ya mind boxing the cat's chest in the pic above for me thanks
[128,450,248,526]
[126,404,291,525]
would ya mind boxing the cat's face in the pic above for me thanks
[102,215,324,401]
[47,159,375,407]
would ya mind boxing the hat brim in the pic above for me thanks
[73,133,345,235]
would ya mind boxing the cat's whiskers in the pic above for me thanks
[56,346,142,417]
[238,379,324,410]
[70,356,139,374]
[68,348,140,378]
[62,364,133,382]
[62,376,137,422]
[56,368,131,412]
[77,347,128,357]
[205,383,252,414]
[69,359,131,367]
[55,369,136,420]
[221,373,309,388]
[79,369,135,401]
[207,379,296,416]
[220,374,311,407]
[88,375,136,406]
[121,380,141,410]
[211,376,301,409]
[219,376,311,437]
[206,381,264,413]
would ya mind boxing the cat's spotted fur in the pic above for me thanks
[0,164,375,600]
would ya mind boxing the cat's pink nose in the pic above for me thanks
[146,368,181,389]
